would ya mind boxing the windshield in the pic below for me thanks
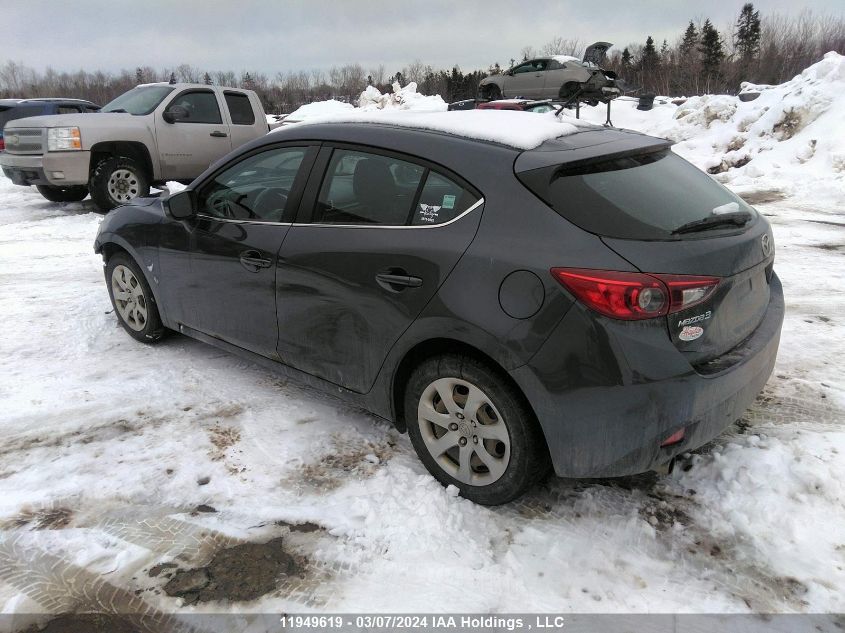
[517,150,757,240]
[102,85,174,115]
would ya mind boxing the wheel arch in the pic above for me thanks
[89,141,154,181]
[96,237,167,318]
[390,337,542,439]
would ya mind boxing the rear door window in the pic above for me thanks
[312,148,482,227]
[412,171,480,225]
[224,92,255,125]
[517,150,757,240]
[314,149,425,225]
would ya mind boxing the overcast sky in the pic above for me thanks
[7,0,844,76]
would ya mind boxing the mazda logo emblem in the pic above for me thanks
[761,234,773,257]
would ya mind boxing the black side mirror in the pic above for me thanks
[163,105,189,124]
[166,190,196,219]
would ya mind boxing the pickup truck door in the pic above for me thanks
[155,88,232,180]
[223,90,267,151]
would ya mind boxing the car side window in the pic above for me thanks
[57,105,83,114]
[313,149,425,225]
[411,172,480,226]
[197,146,306,222]
[512,62,534,74]
[547,60,563,70]
[169,91,222,124]
[224,92,255,125]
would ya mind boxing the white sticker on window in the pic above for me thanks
[442,194,456,209]
[419,204,441,223]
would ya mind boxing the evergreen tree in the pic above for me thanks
[641,36,660,70]
[203,72,212,85]
[679,21,699,57]
[621,47,632,68]
[735,3,762,61]
[660,39,670,60]
[242,72,254,89]
[168,71,176,85]
[698,19,725,90]
[135,67,144,84]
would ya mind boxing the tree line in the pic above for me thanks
[0,5,842,112]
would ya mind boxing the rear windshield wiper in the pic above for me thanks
[672,211,752,235]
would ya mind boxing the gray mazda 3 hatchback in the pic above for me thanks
[95,113,783,505]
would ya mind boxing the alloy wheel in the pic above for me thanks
[417,377,511,486]
[111,265,148,331]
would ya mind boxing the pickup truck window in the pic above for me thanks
[168,91,222,124]
[102,85,174,115]
[224,92,255,125]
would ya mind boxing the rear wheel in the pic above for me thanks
[481,84,502,101]
[89,156,150,212]
[405,354,550,505]
[35,185,89,203]
[106,252,165,343]
[559,81,582,100]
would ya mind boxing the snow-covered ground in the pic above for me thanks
[1,56,844,627]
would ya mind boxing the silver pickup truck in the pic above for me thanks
[1,83,270,211]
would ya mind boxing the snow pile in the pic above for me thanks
[284,99,354,122]
[574,51,845,200]
[287,109,597,149]
[358,81,447,113]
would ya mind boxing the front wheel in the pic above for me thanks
[106,252,165,343]
[89,156,150,212]
[405,354,550,505]
[35,185,89,203]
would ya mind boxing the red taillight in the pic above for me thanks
[0,137,4,151]
[550,268,719,321]
[660,428,685,447]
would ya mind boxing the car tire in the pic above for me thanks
[89,156,150,212]
[481,85,502,101]
[35,185,89,203]
[405,354,551,505]
[106,252,166,344]
[559,81,582,100]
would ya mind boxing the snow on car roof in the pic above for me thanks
[551,55,580,64]
[285,109,598,150]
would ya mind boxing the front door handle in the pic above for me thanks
[239,250,272,271]
[210,131,228,138]
[376,271,423,292]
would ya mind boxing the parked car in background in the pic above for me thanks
[94,113,783,505]
[0,98,99,155]
[479,41,618,103]
[476,99,557,113]
[0,83,270,210]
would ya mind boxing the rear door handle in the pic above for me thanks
[210,131,228,138]
[376,272,423,291]
[239,250,272,271]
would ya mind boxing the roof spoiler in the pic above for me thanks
[583,42,612,65]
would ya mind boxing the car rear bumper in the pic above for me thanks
[0,151,90,186]
[509,272,785,478]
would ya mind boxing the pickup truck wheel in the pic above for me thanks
[106,252,165,343]
[35,185,89,203]
[90,156,150,212]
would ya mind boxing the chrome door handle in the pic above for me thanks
[239,250,271,271]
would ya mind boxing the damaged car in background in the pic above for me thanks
[479,41,619,103]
